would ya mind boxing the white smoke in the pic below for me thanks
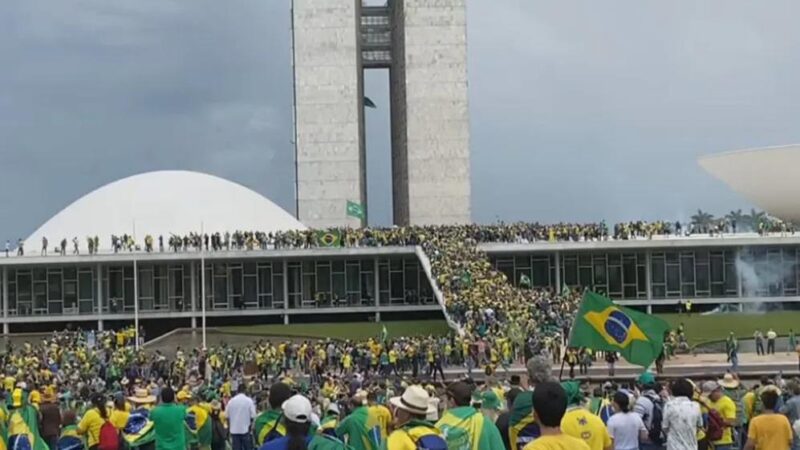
[736,250,790,313]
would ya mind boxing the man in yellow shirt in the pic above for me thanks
[523,381,589,450]
[559,382,612,450]
[704,381,737,450]
[744,389,792,450]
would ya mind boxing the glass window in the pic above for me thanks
[346,265,359,293]
[390,272,403,299]
[681,256,695,282]
[79,272,93,300]
[332,260,344,273]
[379,265,389,293]
[139,271,153,298]
[608,266,622,295]
[608,254,621,265]
[259,267,272,294]
[48,273,62,300]
[231,267,243,296]
[593,260,607,285]
[404,264,418,294]
[710,255,724,283]
[579,267,593,289]
[666,265,680,292]
[725,264,738,294]
[332,273,346,300]
[563,257,578,285]
[288,266,301,296]
[532,260,549,287]
[273,274,284,302]
[696,264,709,292]
[317,265,331,293]
[622,258,636,285]
[244,277,257,304]
[651,260,665,283]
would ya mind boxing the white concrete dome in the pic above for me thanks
[699,144,800,222]
[26,170,304,250]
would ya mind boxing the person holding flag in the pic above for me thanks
[7,388,48,450]
[435,381,504,450]
[568,291,670,369]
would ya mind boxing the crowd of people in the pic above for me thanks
[3,332,800,450]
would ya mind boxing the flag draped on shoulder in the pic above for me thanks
[569,291,670,368]
[508,392,540,450]
[123,409,155,447]
[435,406,504,450]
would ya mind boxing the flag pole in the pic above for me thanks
[133,256,139,350]
[201,221,207,349]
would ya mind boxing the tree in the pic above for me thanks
[690,209,715,230]
[744,208,767,231]
[726,209,745,231]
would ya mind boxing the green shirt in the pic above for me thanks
[150,403,187,450]
[335,406,380,450]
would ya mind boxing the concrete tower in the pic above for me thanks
[292,0,470,228]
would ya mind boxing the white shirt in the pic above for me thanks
[607,411,646,450]
[225,393,257,434]
[662,397,702,450]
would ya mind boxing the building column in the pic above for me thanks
[96,263,103,330]
[283,260,289,311]
[190,261,197,329]
[645,250,653,314]
[736,247,743,298]
[374,257,380,308]
[2,266,8,336]
[553,252,561,291]
[283,314,289,325]
[375,311,381,322]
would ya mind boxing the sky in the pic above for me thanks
[3,0,800,238]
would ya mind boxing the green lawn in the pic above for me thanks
[658,312,800,346]
[217,313,800,346]
[217,320,451,341]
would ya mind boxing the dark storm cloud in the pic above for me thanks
[2,0,800,238]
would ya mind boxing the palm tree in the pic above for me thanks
[726,209,745,232]
[690,209,715,230]
[744,208,767,231]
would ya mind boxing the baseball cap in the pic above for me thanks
[282,395,312,423]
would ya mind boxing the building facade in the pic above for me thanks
[292,0,471,227]
[3,234,800,333]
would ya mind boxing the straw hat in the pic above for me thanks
[128,388,156,405]
[719,373,740,389]
[390,385,431,416]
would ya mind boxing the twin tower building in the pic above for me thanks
[292,0,471,228]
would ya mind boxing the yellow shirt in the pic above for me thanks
[3,376,15,391]
[522,434,591,450]
[560,408,612,450]
[708,395,736,445]
[747,413,792,450]
[109,408,130,430]
[368,405,392,440]
[386,425,442,450]
[77,408,106,447]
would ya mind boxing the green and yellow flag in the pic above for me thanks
[568,291,669,368]
[315,230,342,247]
[346,200,365,220]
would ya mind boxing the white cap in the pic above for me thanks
[282,395,312,423]
[326,403,340,415]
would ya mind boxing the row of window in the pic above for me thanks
[5,257,435,317]
[492,247,800,300]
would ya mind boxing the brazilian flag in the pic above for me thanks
[315,230,342,248]
[569,291,669,368]
[123,409,156,447]
[7,405,48,450]
[508,392,540,450]
[186,405,212,447]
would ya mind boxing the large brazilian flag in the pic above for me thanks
[315,230,342,248]
[569,291,670,368]
[186,405,212,447]
[7,405,48,450]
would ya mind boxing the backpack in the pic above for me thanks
[705,408,725,442]
[644,394,665,445]
[98,420,120,450]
